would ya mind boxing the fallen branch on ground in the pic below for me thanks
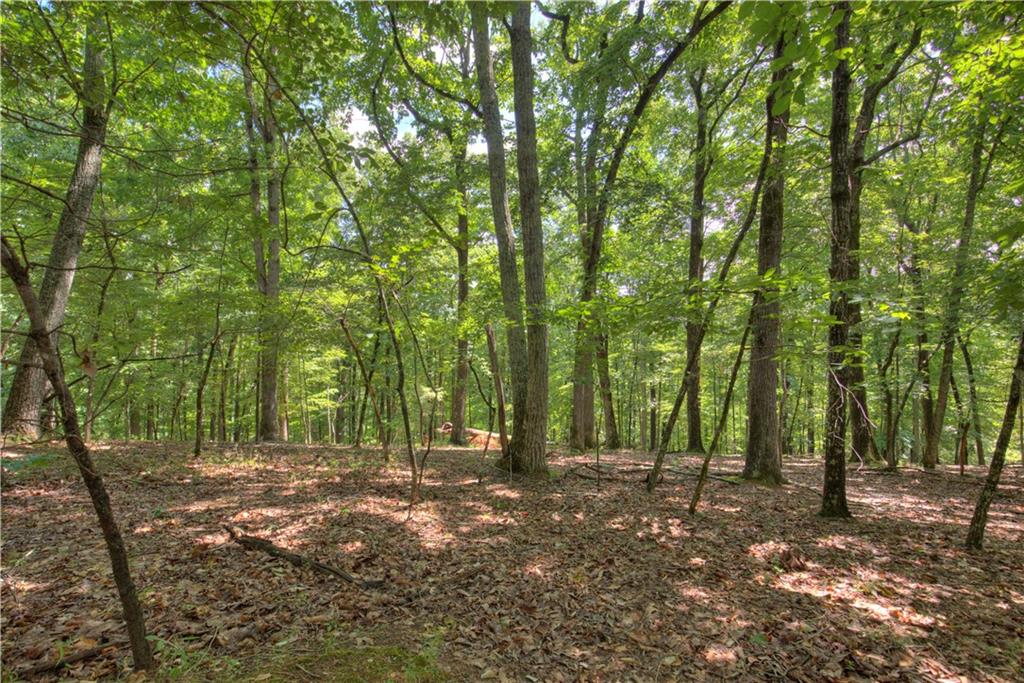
[21,640,127,677]
[223,525,384,589]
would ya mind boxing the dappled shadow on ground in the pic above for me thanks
[2,441,1022,681]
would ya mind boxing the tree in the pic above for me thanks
[470,2,529,453]
[742,32,790,486]
[508,2,550,473]
[821,1,854,517]
[966,324,1024,549]
[2,236,154,670]
[4,12,110,438]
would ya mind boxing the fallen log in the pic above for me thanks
[223,526,384,589]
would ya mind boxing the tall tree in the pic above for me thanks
[923,114,1001,467]
[509,2,550,473]
[742,34,790,486]
[241,43,282,442]
[470,2,529,449]
[821,1,853,517]
[3,15,110,438]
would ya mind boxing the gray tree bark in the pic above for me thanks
[470,3,528,447]
[4,21,109,438]
[742,35,789,486]
[509,2,549,474]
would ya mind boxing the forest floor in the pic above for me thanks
[1,441,1022,682]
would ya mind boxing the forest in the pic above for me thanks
[1,1,1023,680]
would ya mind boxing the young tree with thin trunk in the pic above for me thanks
[924,115,1002,468]
[966,325,1024,549]
[2,237,154,670]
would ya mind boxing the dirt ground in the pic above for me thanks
[2,441,1022,682]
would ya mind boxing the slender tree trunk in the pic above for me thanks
[806,371,815,455]
[822,3,853,517]
[3,22,108,438]
[485,324,510,459]
[2,239,154,670]
[686,68,710,454]
[220,335,235,442]
[925,117,993,468]
[649,371,659,452]
[278,362,289,442]
[232,341,242,442]
[449,169,471,445]
[743,36,789,486]
[596,332,621,449]
[958,336,985,465]
[690,309,752,514]
[194,332,220,457]
[966,326,1024,549]
[470,4,528,448]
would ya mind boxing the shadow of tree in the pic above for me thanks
[1,442,1021,680]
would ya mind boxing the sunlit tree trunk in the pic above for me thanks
[743,35,789,486]
[4,21,108,438]
[966,326,1024,549]
[470,3,528,449]
[509,2,549,474]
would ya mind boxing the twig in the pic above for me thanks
[223,526,383,589]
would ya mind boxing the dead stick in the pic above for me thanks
[223,526,383,589]
[21,640,127,677]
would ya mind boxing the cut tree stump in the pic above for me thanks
[223,526,384,589]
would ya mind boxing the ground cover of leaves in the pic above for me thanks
[2,441,1022,682]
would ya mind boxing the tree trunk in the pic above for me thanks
[3,22,108,438]
[220,335,235,442]
[958,336,985,465]
[194,332,220,457]
[2,238,154,670]
[278,362,289,442]
[965,325,1024,549]
[242,47,281,443]
[686,68,709,454]
[806,372,815,455]
[470,3,528,448]
[595,332,621,449]
[649,373,659,452]
[485,324,510,460]
[742,35,789,486]
[508,2,549,474]
[925,116,992,468]
[822,3,853,517]
[449,160,471,446]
